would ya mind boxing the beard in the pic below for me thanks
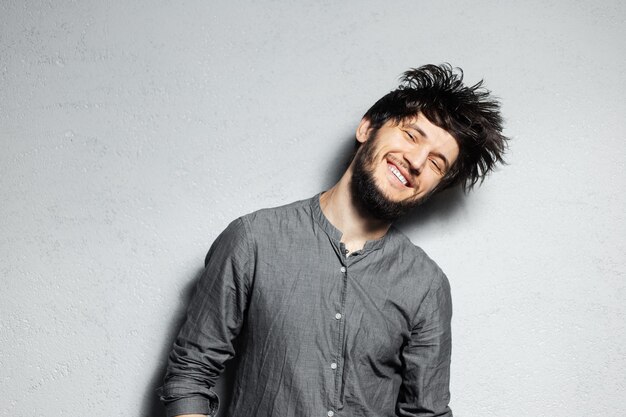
[350,130,432,222]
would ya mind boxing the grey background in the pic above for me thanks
[1,1,625,416]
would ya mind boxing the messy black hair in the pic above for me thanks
[362,63,509,191]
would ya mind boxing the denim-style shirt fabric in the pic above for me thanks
[158,194,453,417]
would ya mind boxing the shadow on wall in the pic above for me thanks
[396,185,467,231]
[320,133,357,190]
[142,134,466,417]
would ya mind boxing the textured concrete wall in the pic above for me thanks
[1,1,625,416]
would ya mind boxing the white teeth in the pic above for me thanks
[389,165,408,185]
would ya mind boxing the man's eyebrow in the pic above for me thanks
[407,123,428,139]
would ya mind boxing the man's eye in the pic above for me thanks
[404,130,415,141]
[430,159,443,173]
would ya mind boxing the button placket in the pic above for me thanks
[331,260,349,409]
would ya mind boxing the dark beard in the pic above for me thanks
[350,131,430,222]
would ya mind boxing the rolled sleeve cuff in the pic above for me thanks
[162,391,220,417]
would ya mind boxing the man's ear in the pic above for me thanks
[356,118,373,144]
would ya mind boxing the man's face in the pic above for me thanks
[350,113,460,221]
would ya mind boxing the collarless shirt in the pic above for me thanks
[159,193,453,417]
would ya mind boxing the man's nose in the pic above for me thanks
[406,147,430,174]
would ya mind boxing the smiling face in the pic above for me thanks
[350,113,460,221]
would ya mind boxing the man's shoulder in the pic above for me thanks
[207,196,315,264]
[236,194,316,232]
[388,226,447,281]
[246,195,313,217]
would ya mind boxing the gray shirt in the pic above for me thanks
[158,194,453,417]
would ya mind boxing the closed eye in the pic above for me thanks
[430,158,444,175]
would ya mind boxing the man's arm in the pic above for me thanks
[158,217,252,417]
[396,271,453,417]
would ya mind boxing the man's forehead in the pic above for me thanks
[397,112,435,128]
[395,113,447,136]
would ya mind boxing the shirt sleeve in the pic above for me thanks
[157,217,252,417]
[396,271,453,417]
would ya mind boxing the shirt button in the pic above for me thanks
[335,313,342,320]
[327,411,334,417]
[330,362,337,370]
[340,266,346,273]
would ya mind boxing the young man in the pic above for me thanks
[158,64,508,417]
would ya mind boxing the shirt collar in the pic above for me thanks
[309,192,390,253]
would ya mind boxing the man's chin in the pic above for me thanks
[354,189,422,222]
[351,150,428,221]
[379,188,423,206]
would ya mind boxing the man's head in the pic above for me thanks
[349,63,508,221]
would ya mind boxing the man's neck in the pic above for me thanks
[319,168,391,254]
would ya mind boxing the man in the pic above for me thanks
[158,64,508,417]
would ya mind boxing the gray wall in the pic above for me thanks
[2,1,625,416]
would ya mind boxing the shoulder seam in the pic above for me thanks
[238,216,254,288]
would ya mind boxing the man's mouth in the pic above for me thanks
[387,162,412,187]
